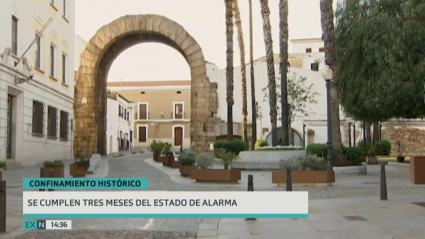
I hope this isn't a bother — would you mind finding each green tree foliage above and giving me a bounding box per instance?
[263,72,320,121]
[335,0,425,122]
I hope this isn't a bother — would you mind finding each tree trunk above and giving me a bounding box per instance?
[233,0,248,145]
[279,0,290,146]
[259,0,278,146]
[373,122,379,142]
[225,0,234,141]
[249,0,257,150]
[320,0,343,164]
[365,122,371,141]
[224,162,229,170]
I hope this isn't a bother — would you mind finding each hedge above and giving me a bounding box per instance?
[357,140,391,155]
[307,143,363,166]
[214,139,248,156]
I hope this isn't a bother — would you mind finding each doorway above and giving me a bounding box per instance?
[174,127,183,146]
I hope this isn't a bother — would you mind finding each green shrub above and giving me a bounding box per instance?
[0,161,6,170]
[43,159,64,168]
[254,139,268,149]
[279,155,327,171]
[161,142,172,156]
[342,146,363,165]
[357,140,372,153]
[214,139,248,156]
[196,154,214,169]
[306,143,327,158]
[380,140,391,155]
[150,140,164,152]
[75,158,90,170]
[178,149,196,166]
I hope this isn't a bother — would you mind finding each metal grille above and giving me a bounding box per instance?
[47,106,57,138]
[32,101,44,135]
[60,111,68,140]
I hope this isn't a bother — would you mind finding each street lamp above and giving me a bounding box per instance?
[287,96,293,145]
[322,65,333,171]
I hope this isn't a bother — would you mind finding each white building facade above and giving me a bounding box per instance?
[106,91,135,154]
[0,0,75,166]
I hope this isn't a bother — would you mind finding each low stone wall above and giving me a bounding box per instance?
[231,150,306,170]
[381,125,425,157]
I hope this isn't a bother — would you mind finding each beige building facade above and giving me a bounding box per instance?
[107,80,191,148]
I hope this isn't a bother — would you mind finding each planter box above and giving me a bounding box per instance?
[159,155,174,167]
[170,160,181,169]
[411,156,425,184]
[272,170,335,185]
[70,163,87,178]
[180,166,196,177]
[153,151,160,161]
[43,167,65,178]
[191,169,241,182]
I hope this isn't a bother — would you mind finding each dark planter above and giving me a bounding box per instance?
[44,167,65,178]
[191,169,241,183]
[272,170,335,185]
[153,151,161,161]
[397,156,405,163]
[70,163,87,178]
[411,156,425,184]
[158,156,173,166]
[170,160,181,169]
[180,166,196,177]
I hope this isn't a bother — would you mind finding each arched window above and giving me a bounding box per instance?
[265,127,303,147]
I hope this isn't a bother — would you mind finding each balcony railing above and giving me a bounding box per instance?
[133,111,188,120]
[171,111,186,120]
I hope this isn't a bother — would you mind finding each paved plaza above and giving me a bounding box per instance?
[1,152,425,239]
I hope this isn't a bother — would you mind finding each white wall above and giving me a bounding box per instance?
[74,35,87,71]
[291,41,324,54]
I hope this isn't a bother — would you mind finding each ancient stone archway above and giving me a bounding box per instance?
[74,15,218,158]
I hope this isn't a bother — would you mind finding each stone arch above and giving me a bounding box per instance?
[74,15,218,158]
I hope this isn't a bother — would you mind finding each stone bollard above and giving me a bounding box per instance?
[48,170,54,191]
[0,180,6,232]
[286,167,292,191]
[380,163,388,200]
[39,167,45,192]
[246,174,256,221]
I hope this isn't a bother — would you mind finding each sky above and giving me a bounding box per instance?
[75,0,328,81]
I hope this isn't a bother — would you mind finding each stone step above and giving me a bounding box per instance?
[5,159,21,169]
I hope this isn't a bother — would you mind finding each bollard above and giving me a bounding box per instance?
[48,170,54,191]
[39,167,45,191]
[286,167,292,191]
[0,181,6,232]
[246,175,256,221]
[380,163,388,200]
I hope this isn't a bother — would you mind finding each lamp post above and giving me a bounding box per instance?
[287,96,293,145]
[322,65,333,171]
[302,123,306,149]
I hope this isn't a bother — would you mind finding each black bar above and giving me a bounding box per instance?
[286,167,292,191]
[353,125,356,147]
[39,167,45,191]
[246,175,256,221]
[348,123,352,147]
[380,163,388,200]
[0,181,6,232]
[48,170,54,191]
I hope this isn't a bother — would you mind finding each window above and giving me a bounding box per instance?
[60,111,68,140]
[177,91,182,94]
[35,32,41,69]
[12,16,18,55]
[319,47,325,52]
[50,44,55,77]
[174,103,183,119]
[119,105,121,117]
[47,106,57,138]
[138,126,147,142]
[138,103,148,120]
[127,112,129,121]
[62,0,66,17]
[62,53,66,84]
[32,101,44,135]
[305,48,312,53]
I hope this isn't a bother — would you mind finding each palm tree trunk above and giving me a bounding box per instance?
[249,0,257,150]
[279,0,289,146]
[232,0,248,146]
[320,0,343,164]
[259,0,278,146]
[225,0,234,141]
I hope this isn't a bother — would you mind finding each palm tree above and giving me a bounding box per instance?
[232,0,248,145]
[249,0,257,150]
[225,0,234,141]
[279,0,290,146]
[259,0,278,146]
[320,0,343,164]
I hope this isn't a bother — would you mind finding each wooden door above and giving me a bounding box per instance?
[174,127,183,146]
[138,126,147,142]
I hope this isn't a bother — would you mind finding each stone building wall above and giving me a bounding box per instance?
[381,124,425,157]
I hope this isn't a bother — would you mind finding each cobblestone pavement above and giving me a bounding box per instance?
[3,152,425,239]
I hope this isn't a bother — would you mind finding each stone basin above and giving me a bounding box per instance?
[230,150,306,170]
